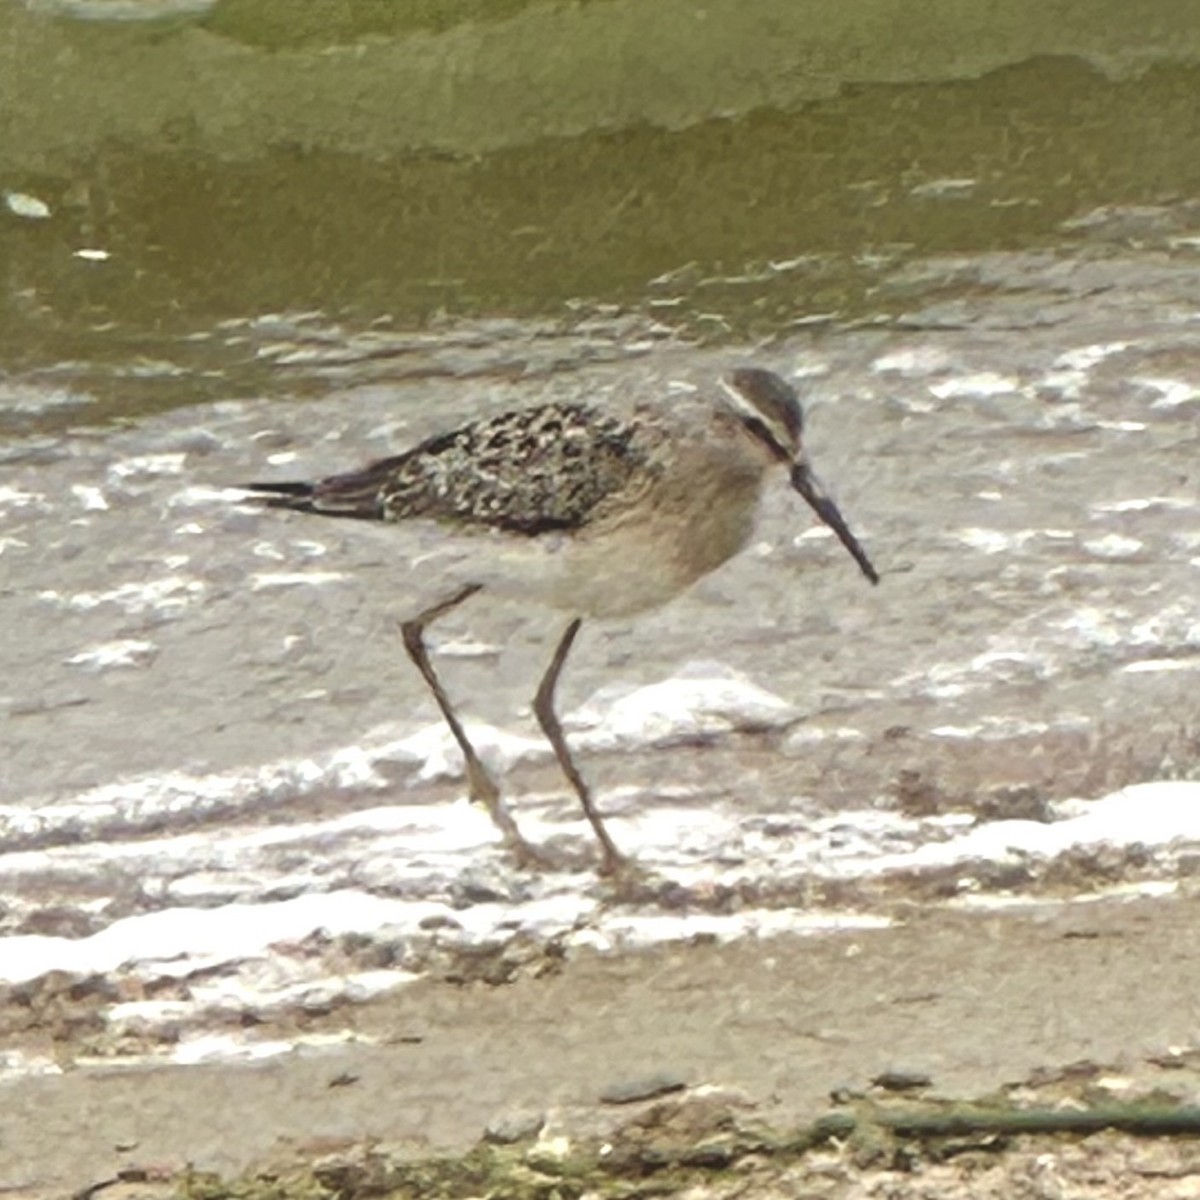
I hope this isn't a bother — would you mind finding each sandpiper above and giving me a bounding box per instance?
[244,367,878,874]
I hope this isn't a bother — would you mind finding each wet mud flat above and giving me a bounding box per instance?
[5,892,1200,1198]
[144,1107,1200,1200]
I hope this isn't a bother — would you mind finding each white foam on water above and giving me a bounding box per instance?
[928,372,1017,399]
[865,782,1200,874]
[4,779,1198,992]
[0,887,595,986]
[64,639,157,671]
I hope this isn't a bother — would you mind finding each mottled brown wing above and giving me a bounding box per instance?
[247,402,650,536]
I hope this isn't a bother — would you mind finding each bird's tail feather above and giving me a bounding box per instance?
[239,481,318,511]
[239,477,389,520]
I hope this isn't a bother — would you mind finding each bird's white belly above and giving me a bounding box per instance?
[492,472,764,619]
[452,528,686,619]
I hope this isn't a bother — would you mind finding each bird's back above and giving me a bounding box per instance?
[253,402,656,536]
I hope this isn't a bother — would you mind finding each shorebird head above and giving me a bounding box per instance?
[720,367,879,585]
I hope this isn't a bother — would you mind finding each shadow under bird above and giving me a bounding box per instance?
[242,366,878,875]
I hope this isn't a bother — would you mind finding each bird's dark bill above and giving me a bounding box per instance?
[789,462,880,585]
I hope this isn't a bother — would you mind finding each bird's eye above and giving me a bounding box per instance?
[741,416,791,462]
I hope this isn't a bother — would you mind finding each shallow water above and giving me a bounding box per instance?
[3,237,1200,1064]
[3,6,1200,1084]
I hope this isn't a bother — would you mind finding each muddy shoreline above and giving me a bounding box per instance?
[4,891,1200,1196]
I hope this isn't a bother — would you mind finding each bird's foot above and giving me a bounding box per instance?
[593,853,668,902]
[598,847,632,878]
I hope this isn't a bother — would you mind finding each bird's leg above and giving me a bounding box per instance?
[400,584,546,867]
[533,618,627,876]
